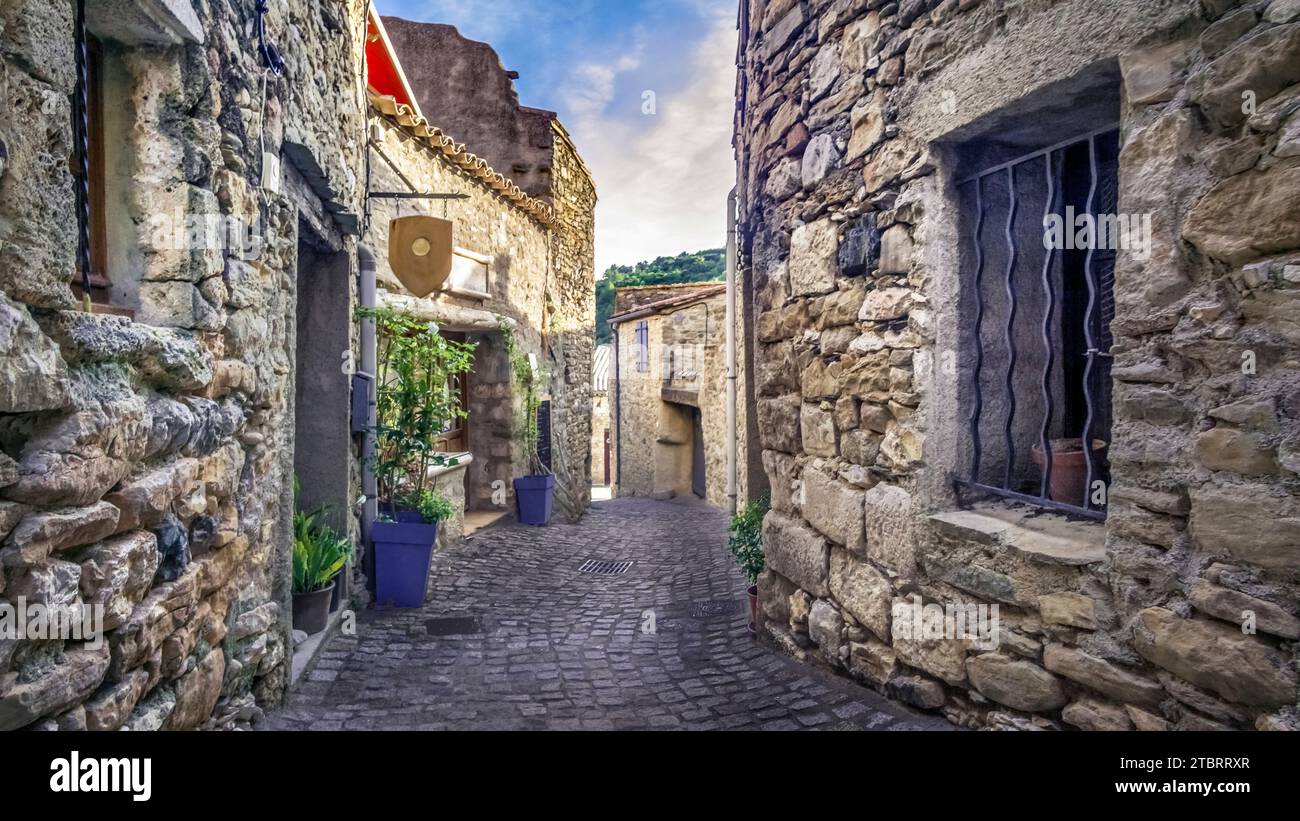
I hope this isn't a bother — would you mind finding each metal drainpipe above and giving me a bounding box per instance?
[725,188,739,517]
[613,320,622,491]
[358,244,378,588]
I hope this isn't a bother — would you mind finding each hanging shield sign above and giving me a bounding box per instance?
[389,216,453,297]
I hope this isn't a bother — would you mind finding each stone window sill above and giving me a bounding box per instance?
[928,504,1105,566]
[426,452,473,481]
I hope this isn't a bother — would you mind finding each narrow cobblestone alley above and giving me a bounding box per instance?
[264,498,952,731]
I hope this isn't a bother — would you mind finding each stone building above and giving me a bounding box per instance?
[610,284,753,508]
[0,0,593,732]
[295,10,596,567]
[592,344,612,488]
[735,0,1300,730]
[0,0,366,730]
[382,16,598,525]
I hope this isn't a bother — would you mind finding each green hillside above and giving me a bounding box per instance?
[595,249,725,343]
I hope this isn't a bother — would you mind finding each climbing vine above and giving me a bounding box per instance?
[500,320,550,477]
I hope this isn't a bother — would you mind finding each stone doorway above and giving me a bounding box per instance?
[292,239,354,539]
[691,408,706,499]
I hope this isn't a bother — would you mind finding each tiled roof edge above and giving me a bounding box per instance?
[369,90,556,227]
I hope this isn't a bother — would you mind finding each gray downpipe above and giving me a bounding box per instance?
[613,321,622,490]
[725,188,739,517]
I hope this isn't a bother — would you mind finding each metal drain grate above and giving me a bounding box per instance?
[579,559,634,575]
[425,616,484,636]
[689,599,744,618]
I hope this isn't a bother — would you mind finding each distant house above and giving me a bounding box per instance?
[591,344,613,488]
[290,10,597,565]
[609,284,754,508]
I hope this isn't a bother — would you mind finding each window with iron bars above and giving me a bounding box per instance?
[955,127,1119,520]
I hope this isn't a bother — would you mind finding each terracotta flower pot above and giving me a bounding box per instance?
[747,585,759,635]
[1031,438,1107,507]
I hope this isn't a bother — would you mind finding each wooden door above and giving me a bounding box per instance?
[691,409,705,499]
[603,429,611,485]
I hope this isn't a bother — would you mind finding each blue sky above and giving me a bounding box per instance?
[378,0,738,274]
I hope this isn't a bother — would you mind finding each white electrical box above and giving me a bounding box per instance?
[261,152,281,194]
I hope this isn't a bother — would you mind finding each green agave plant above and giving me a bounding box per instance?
[293,480,354,595]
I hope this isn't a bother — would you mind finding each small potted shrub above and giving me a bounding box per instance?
[727,495,770,634]
[503,323,554,526]
[372,488,454,608]
[362,307,474,608]
[292,500,353,636]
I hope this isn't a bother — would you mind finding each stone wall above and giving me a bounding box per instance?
[381,16,557,200]
[613,312,665,497]
[544,124,597,523]
[698,298,751,508]
[737,0,1300,730]
[0,0,366,730]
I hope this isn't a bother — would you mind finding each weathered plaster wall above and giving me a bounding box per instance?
[738,0,1300,731]
[381,16,556,200]
[591,390,610,485]
[0,0,367,730]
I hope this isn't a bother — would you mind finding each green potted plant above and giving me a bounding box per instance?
[728,495,770,634]
[502,322,554,526]
[360,307,474,607]
[292,495,353,636]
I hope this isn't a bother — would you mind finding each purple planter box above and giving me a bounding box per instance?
[514,474,555,526]
[372,519,437,608]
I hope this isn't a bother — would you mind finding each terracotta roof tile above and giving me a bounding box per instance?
[369,90,555,226]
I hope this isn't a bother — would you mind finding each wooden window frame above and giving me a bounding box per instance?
[434,331,471,454]
[73,36,132,316]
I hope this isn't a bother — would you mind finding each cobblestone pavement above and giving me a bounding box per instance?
[263,497,954,731]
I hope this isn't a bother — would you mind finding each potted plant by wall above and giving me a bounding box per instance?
[1031,438,1108,507]
[503,323,554,526]
[292,497,353,636]
[362,307,475,607]
[727,495,770,634]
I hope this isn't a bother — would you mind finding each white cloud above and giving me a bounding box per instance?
[560,10,738,274]
[403,0,738,274]
[413,0,532,42]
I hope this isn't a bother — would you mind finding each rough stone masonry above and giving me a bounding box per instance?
[736,0,1300,730]
[0,0,367,730]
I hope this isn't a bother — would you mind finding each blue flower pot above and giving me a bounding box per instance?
[372,519,438,608]
[514,475,555,526]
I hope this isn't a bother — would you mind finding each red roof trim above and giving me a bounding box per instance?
[365,10,420,116]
